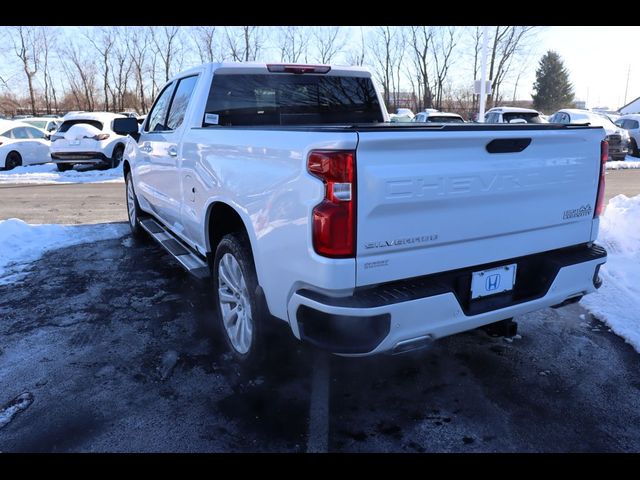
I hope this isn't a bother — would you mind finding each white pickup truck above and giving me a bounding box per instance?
[114,62,607,363]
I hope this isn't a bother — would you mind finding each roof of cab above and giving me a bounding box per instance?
[168,62,372,83]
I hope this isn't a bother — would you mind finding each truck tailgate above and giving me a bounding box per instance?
[355,127,604,287]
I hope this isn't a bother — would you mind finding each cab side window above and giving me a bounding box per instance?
[145,82,175,133]
[166,76,199,130]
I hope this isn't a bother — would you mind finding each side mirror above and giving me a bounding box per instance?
[113,117,141,141]
[44,133,51,140]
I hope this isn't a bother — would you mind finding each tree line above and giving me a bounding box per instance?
[0,26,540,118]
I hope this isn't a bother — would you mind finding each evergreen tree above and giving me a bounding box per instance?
[531,51,575,113]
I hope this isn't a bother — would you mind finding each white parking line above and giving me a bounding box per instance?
[306,351,330,453]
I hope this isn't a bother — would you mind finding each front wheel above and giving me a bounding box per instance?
[111,145,124,169]
[630,139,639,158]
[213,233,265,366]
[125,172,146,240]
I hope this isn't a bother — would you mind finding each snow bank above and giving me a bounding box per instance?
[606,159,640,170]
[581,194,640,352]
[0,218,128,285]
[0,163,124,184]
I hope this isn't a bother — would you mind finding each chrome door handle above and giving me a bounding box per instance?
[168,146,178,157]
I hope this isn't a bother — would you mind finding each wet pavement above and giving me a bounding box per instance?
[1,230,640,452]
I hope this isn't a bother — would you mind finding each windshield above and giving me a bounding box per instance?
[502,112,543,124]
[24,120,47,129]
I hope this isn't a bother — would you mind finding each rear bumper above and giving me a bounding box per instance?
[288,244,607,356]
[51,152,109,164]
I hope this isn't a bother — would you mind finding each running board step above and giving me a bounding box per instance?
[139,217,210,279]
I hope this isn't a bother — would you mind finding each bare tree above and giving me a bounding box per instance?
[277,26,309,63]
[191,26,227,63]
[345,27,366,66]
[409,26,434,110]
[9,26,42,115]
[84,27,116,111]
[487,26,537,107]
[109,27,133,112]
[431,27,458,110]
[40,27,59,114]
[469,26,483,112]
[370,27,400,109]
[225,26,264,62]
[127,28,151,114]
[64,41,98,111]
[151,26,184,83]
[310,26,346,64]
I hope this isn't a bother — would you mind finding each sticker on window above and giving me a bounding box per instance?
[204,113,219,125]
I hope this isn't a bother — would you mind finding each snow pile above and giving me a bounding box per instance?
[63,123,102,141]
[581,194,640,351]
[0,218,128,285]
[0,163,124,184]
[606,159,640,170]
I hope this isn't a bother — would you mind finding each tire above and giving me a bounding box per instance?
[212,233,266,366]
[630,139,639,158]
[111,145,124,169]
[56,163,73,172]
[612,154,626,161]
[125,171,146,239]
[4,151,22,170]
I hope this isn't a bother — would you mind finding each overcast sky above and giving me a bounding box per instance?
[530,26,638,109]
[1,25,637,111]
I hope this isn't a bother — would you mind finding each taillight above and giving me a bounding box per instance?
[307,150,355,258]
[594,140,608,218]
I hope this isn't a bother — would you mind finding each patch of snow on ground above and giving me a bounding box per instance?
[0,218,128,285]
[0,163,124,184]
[606,155,640,170]
[581,194,640,352]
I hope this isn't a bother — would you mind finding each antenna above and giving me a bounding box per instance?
[624,65,631,107]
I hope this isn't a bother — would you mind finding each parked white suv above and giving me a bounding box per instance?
[413,111,464,123]
[50,112,129,171]
[549,109,630,160]
[485,107,546,124]
[615,114,640,157]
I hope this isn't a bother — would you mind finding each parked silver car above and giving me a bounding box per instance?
[615,114,640,157]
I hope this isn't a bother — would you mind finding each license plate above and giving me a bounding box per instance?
[470,264,517,300]
[70,140,80,145]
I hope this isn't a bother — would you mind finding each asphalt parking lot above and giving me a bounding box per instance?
[1,169,640,452]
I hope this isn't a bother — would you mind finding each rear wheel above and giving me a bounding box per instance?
[4,151,22,170]
[56,163,73,172]
[213,233,266,366]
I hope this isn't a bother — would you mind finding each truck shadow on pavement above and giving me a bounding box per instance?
[1,232,640,452]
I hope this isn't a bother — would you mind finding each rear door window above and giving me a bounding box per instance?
[10,127,30,139]
[24,127,46,139]
[204,73,383,126]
